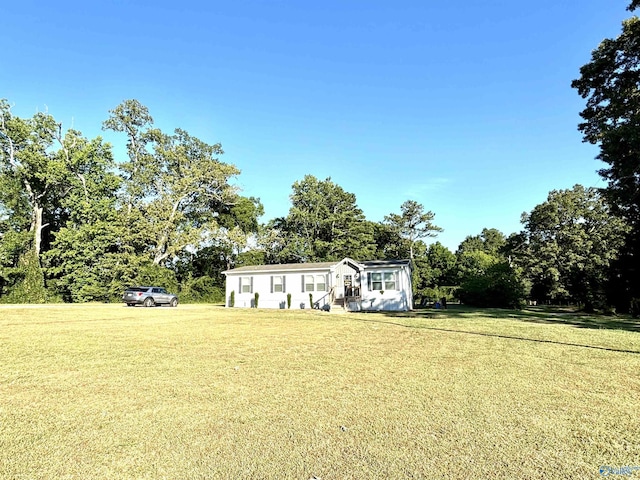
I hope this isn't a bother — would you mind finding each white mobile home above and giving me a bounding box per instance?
[223,258,412,311]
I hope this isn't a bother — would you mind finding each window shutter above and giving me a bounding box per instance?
[283,276,287,293]
[301,274,305,292]
[395,271,399,290]
[250,277,254,293]
[270,276,273,293]
[367,272,371,290]
[238,277,242,292]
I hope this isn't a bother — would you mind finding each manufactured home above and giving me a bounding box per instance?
[223,258,412,311]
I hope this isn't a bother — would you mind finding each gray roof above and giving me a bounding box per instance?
[361,260,411,268]
[223,261,336,275]
[223,258,410,275]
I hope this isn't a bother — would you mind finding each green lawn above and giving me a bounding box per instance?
[1,304,639,479]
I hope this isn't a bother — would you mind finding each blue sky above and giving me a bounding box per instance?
[1,0,628,251]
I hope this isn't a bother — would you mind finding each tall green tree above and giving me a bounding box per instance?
[42,131,125,302]
[371,221,410,260]
[0,101,84,301]
[572,1,640,312]
[454,228,525,309]
[104,100,242,267]
[262,175,375,262]
[457,228,506,258]
[0,100,64,258]
[411,241,458,301]
[517,185,628,310]
[425,242,457,286]
[458,261,526,309]
[384,200,442,261]
[102,99,154,213]
[177,195,264,290]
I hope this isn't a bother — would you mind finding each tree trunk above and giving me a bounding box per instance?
[152,196,185,265]
[31,204,44,258]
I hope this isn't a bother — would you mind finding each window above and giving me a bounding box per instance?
[384,272,396,290]
[240,276,252,293]
[368,271,397,291]
[271,275,285,293]
[371,273,383,290]
[302,274,326,292]
[305,275,315,292]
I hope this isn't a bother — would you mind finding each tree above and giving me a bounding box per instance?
[452,228,527,309]
[261,175,376,262]
[104,100,242,267]
[457,228,506,258]
[0,100,64,258]
[384,200,442,261]
[455,250,499,283]
[102,99,154,213]
[412,241,458,302]
[213,196,264,271]
[0,101,101,301]
[458,261,526,309]
[454,228,506,286]
[425,242,457,286]
[572,2,640,312]
[517,185,628,310]
[42,131,124,302]
[176,195,264,291]
[371,221,410,260]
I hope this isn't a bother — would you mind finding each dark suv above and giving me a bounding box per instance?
[122,286,179,307]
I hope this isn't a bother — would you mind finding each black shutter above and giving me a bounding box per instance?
[301,274,305,292]
[270,276,273,293]
[283,276,287,293]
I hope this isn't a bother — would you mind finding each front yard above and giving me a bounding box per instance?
[1,304,638,479]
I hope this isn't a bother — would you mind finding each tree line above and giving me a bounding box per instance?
[1,1,639,314]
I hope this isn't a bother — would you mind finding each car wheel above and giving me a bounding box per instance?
[144,297,155,307]
[170,298,178,308]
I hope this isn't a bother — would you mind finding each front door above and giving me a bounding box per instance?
[343,275,353,297]
[335,262,358,299]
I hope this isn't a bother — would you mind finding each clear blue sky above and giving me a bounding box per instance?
[1,0,628,251]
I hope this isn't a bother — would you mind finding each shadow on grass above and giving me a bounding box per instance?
[359,305,640,355]
[395,305,640,333]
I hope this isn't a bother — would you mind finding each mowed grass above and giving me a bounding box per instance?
[1,305,639,479]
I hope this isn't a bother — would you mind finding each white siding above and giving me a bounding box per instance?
[224,259,412,311]
[225,270,332,309]
[360,264,412,312]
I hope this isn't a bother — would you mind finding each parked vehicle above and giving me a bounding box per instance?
[122,286,179,307]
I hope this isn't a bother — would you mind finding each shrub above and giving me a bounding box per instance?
[309,293,313,309]
[287,293,291,309]
[2,249,47,304]
[230,290,235,307]
[254,292,259,308]
[179,275,224,303]
[133,263,179,294]
[458,262,526,309]
[631,298,640,318]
